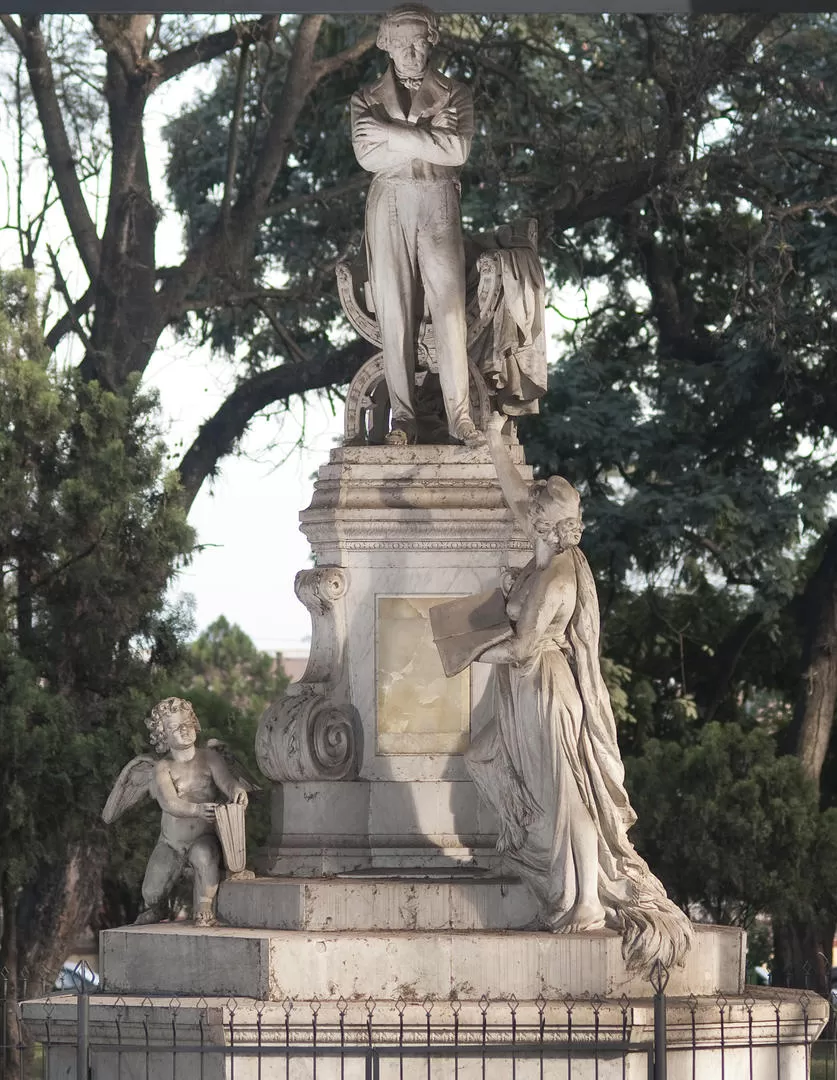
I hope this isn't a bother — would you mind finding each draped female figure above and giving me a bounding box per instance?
[466,415,692,974]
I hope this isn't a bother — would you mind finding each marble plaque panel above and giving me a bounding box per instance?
[376,595,470,755]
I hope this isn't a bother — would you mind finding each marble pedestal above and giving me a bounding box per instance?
[98,916,744,1001]
[22,921,827,1079]
[255,444,533,874]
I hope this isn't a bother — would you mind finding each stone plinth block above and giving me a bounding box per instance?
[101,923,744,1002]
[256,443,537,876]
[216,874,538,931]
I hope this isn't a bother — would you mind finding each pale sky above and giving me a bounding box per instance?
[0,29,577,659]
[0,43,343,657]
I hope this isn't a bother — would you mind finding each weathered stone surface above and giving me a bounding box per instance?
[216,874,537,931]
[100,923,745,1002]
[21,984,827,1079]
[257,444,534,873]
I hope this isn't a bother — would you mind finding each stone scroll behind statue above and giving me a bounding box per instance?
[431,415,693,975]
[102,697,257,927]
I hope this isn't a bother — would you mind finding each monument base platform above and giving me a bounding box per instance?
[99,921,745,1001]
[21,988,827,1079]
[217,872,537,931]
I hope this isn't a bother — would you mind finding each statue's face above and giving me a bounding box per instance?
[164,709,197,751]
[386,23,433,79]
[529,505,583,551]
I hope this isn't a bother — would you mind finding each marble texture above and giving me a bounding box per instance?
[376,595,470,754]
[350,4,476,445]
[460,422,693,975]
[216,874,537,931]
[99,922,743,1002]
[102,697,253,927]
[257,443,533,873]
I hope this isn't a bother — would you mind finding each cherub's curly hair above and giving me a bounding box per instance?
[377,4,439,52]
[146,697,200,754]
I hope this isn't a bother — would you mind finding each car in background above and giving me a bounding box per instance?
[53,961,100,993]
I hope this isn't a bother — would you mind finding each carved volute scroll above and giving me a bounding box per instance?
[255,567,360,783]
[344,355,491,445]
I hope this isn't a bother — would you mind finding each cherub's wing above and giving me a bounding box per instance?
[206,739,262,792]
[102,755,156,824]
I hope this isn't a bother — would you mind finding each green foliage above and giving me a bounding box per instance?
[0,269,194,949]
[625,723,837,927]
[102,616,288,923]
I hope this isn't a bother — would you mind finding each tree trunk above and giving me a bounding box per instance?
[794,522,837,785]
[773,522,837,992]
[14,841,108,991]
[772,914,835,997]
[0,840,108,1080]
[1,873,22,1080]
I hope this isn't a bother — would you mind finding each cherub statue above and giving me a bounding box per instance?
[103,697,256,927]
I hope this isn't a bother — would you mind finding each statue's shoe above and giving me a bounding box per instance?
[384,422,417,446]
[455,421,487,448]
[133,907,163,926]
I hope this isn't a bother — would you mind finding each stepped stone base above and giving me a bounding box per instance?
[100,922,745,1002]
[217,873,537,931]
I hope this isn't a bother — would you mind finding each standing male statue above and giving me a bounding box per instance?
[351,4,484,448]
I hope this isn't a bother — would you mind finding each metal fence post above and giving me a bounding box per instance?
[74,962,92,1080]
[650,960,669,1080]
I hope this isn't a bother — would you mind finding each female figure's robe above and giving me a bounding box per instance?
[466,547,692,974]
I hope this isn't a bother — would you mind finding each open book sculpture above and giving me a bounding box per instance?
[429,588,512,677]
[103,697,257,927]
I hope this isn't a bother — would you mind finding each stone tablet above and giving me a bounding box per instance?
[376,595,471,754]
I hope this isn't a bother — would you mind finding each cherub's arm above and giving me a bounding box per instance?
[152,761,215,821]
[207,749,249,806]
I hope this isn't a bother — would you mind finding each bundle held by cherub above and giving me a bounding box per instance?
[215,802,247,874]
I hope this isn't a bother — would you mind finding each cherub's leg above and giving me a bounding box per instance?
[187,833,222,926]
[136,841,184,924]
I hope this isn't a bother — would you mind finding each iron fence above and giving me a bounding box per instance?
[0,962,831,1080]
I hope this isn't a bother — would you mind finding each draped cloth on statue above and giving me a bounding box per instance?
[470,236,547,416]
[465,548,693,975]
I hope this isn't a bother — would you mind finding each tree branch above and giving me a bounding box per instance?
[154,15,279,86]
[156,15,333,323]
[310,30,377,81]
[682,528,759,588]
[88,15,141,79]
[45,285,95,352]
[46,245,91,351]
[16,16,102,281]
[242,14,325,214]
[552,160,677,233]
[700,611,764,723]
[222,41,251,223]
[176,340,367,511]
[260,173,370,221]
[0,13,25,50]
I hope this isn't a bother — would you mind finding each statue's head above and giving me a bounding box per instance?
[527,476,583,551]
[147,696,201,754]
[377,4,439,80]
